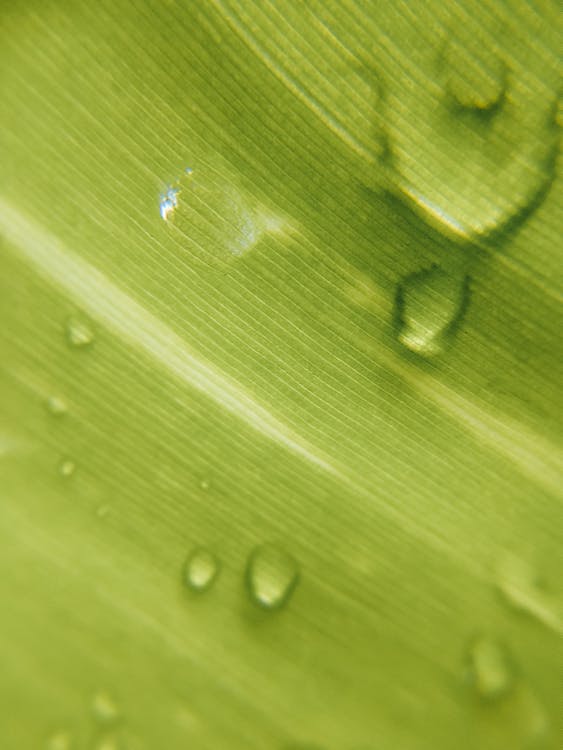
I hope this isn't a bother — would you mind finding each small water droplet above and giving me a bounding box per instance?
[162,160,286,264]
[66,317,94,348]
[467,635,513,701]
[442,39,506,111]
[92,690,120,725]
[396,266,469,357]
[46,396,68,416]
[159,185,180,221]
[495,554,562,634]
[59,459,76,478]
[246,543,299,611]
[94,737,120,750]
[183,548,220,592]
[46,730,73,750]
[199,477,211,491]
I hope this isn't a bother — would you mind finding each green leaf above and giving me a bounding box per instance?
[1,2,561,749]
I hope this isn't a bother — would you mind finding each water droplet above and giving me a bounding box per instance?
[183,548,220,592]
[162,160,286,264]
[382,37,559,243]
[92,690,120,725]
[467,635,513,701]
[442,39,506,111]
[66,317,94,348]
[159,185,180,221]
[199,477,211,491]
[46,730,73,750]
[396,266,469,357]
[246,543,299,611]
[46,396,68,417]
[94,737,120,750]
[58,459,76,478]
[495,554,562,635]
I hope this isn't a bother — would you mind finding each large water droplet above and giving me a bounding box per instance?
[92,690,120,725]
[467,635,513,701]
[46,395,68,417]
[382,33,559,243]
[246,543,299,611]
[58,458,76,478]
[396,266,469,357]
[183,548,220,593]
[66,317,94,348]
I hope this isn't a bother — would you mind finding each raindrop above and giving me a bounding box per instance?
[183,548,220,593]
[66,317,94,348]
[46,396,68,417]
[467,635,513,701]
[246,543,299,611]
[59,459,76,478]
[396,266,469,357]
[91,690,120,725]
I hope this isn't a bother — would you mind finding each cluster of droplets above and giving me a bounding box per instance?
[183,542,300,611]
[46,315,97,480]
[46,691,121,750]
[374,25,560,357]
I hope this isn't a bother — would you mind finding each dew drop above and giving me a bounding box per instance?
[66,317,94,348]
[199,477,211,491]
[58,459,76,478]
[46,730,73,750]
[246,543,299,611]
[92,690,120,725]
[467,635,513,701]
[183,548,220,593]
[46,396,68,417]
[396,266,469,357]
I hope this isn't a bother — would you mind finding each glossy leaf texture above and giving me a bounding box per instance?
[1,2,562,749]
